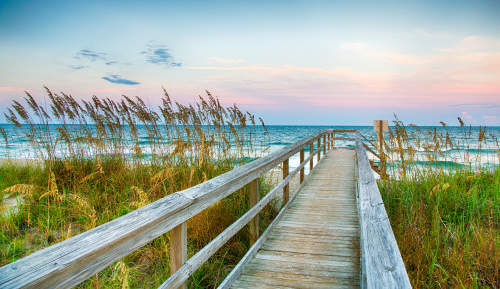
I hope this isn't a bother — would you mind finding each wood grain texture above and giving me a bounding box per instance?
[226,149,361,289]
[248,179,259,245]
[169,222,187,289]
[355,139,411,289]
[0,131,330,289]
[161,145,320,289]
[282,159,289,204]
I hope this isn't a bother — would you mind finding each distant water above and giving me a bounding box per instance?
[0,124,498,172]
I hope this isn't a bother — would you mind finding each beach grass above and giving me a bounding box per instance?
[379,168,499,288]
[376,118,499,288]
[0,88,277,288]
[1,87,499,288]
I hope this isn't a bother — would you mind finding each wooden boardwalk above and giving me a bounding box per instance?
[231,149,360,288]
[0,130,411,289]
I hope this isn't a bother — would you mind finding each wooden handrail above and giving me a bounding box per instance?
[160,146,320,288]
[332,129,357,133]
[355,138,411,288]
[0,130,332,289]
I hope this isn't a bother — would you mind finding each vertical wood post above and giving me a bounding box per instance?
[299,148,304,183]
[374,120,389,180]
[309,143,314,172]
[317,138,321,162]
[170,222,187,289]
[331,132,334,148]
[248,179,259,245]
[282,159,289,204]
[327,132,330,151]
[323,134,326,155]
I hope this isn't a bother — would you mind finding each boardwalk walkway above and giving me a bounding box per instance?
[231,149,360,288]
[0,131,411,289]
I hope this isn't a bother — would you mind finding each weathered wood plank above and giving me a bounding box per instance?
[282,158,289,204]
[355,138,412,289]
[300,148,304,183]
[218,150,317,289]
[248,179,259,245]
[226,150,361,289]
[169,222,187,289]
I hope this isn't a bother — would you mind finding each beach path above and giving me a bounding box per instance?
[230,149,360,289]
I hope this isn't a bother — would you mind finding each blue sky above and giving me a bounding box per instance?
[1,0,499,125]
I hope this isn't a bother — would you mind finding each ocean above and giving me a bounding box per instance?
[0,124,498,173]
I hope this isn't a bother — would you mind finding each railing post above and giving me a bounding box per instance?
[374,120,389,180]
[323,134,326,155]
[300,148,304,183]
[317,138,321,162]
[331,132,334,148]
[248,179,259,245]
[282,159,289,204]
[309,142,314,171]
[170,222,187,289]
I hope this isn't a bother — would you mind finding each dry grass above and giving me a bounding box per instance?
[0,87,275,288]
[376,117,499,288]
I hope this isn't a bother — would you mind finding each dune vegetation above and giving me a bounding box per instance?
[0,87,498,288]
[378,118,499,288]
[0,88,276,288]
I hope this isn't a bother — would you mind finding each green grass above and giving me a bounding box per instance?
[379,168,499,288]
[0,88,275,288]
[0,157,278,288]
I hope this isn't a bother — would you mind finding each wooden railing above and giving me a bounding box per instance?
[329,130,411,288]
[355,135,411,288]
[0,130,335,289]
[0,126,411,289]
[331,130,411,288]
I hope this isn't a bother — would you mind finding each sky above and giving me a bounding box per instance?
[1,0,499,125]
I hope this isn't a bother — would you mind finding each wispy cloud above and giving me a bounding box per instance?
[102,75,140,85]
[69,64,87,70]
[141,42,182,67]
[70,49,119,70]
[75,49,108,62]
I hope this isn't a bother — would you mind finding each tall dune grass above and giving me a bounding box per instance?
[0,87,275,288]
[376,118,499,288]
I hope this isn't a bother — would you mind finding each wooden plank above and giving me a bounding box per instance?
[227,150,361,289]
[323,134,326,154]
[372,120,388,132]
[169,223,187,289]
[218,153,316,289]
[248,179,259,245]
[309,142,314,172]
[282,159,289,204]
[317,138,321,161]
[164,145,322,289]
[255,250,359,267]
[355,139,412,288]
[300,149,304,183]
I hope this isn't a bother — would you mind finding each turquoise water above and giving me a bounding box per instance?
[0,124,498,171]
